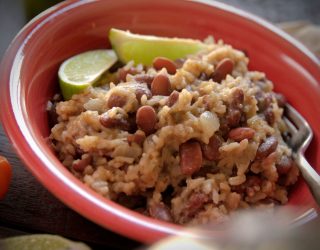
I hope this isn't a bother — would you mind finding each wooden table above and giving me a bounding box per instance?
[0,0,319,249]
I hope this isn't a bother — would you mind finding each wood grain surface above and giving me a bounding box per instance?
[0,0,319,249]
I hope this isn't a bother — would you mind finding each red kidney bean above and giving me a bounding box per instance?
[134,74,154,87]
[211,58,234,83]
[151,74,172,96]
[255,91,264,110]
[276,155,293,175]
[135,86,152,103]
[179,141,203,175]
[153,57,177,75]
[231,88,244,109]
[136,106,157,135]
[201,135,222,161]
[148,202,173,222]
[118,68,129,82]
[256,136,278,160]
[100,113,130,131]
[72,155,92,172]
[264,107,275,125]
[226,108,241,128]
[218,117,230,138]
[127,131,146,146]
[228,127,255,142]
[256,92,273,112]
[167,90,179,107]
[185,192,209,217]
[107,93,127,108]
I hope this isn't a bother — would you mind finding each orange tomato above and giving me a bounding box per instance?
[0,156,12,199]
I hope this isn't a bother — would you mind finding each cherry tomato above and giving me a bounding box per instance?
[0,156,12,199]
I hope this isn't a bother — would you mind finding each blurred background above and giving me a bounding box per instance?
[0,0,319,59]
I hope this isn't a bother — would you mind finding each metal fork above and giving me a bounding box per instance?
[284,104,320,206]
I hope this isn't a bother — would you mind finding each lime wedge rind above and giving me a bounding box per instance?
[58,49,117,100]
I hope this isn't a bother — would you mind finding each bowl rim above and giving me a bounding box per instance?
[0,0,319,243]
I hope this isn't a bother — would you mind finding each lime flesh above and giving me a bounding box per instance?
[0,234,91,250]
[109,28,207,65]
[58,49,117,100]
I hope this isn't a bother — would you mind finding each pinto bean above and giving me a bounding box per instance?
[276,155,293,175]
[167,90,179,107]
[201,135,222,161]
[134,74,154,87]
[256,92,273,112]
[118,68,129,82]
[231,88,244,109]
[255,91,264,111]
[107,93,127,108]
[228,127,255,142]
[211,58,234,83]
[185,192,209,217]
[218,117,230,138]
[179,141,203,175]
[226,108,241,128]
[256,136,278,160]
[100,113,130,131]
[174,58,186,68]
[127,131,146,146]
[264,107,275,125]
[136,106,157,135]
[151,74,172,96]
[148,202,173,222]
[153,57,177,75]
[135,86,152,103]
[72,155,92,172]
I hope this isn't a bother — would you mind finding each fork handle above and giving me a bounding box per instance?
[296,155,320,206]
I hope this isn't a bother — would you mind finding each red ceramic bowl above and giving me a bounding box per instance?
[0,0,320,243]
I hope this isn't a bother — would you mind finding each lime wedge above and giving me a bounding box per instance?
[0,234,91,250]
[59,49,117,100]
[109,28,207,65]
